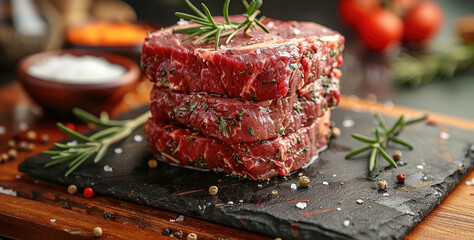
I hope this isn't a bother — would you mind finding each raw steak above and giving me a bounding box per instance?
[149,75,339,143]
[144,111,331,180]
[141,16,344,100]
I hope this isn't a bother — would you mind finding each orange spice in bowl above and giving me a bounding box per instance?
[66,21,155,47]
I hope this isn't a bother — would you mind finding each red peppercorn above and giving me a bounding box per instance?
[426,119,437,126]
[83,187,94,198]
[397,173,406,183]
[65,122,76,131]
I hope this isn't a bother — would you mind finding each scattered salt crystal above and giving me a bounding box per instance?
[19,122,28,131]
[417,165,424,170]
[50,219,56,223]
[356,199,364,204]
[28,54,126,84]
[342,118,355,128]
[114,148,123,154]
[103,165,113,172]
[258,184,263,188]
[256,49,262,55]
[0,126,5,135]
[291,183,297,190]
[340,182,344,185]
[322,181,329,185]
[296,202,307,209]
[466,181,472,186]
[177,18,189,26]
[133,134,144,142]
[293,28,301,35]
[228,201,234,205]
[267,21,275,28]
[239,200,244,203]
[15,175,21,179]
[0,187,17,196]
[439,132,450,140]
[175,215,184,222]
[332,174,337,177]
[383,193,390,197]
[343,220,350,227]
[405,211,415,216]
[336,207,342,211]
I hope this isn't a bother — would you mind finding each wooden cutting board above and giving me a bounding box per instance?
[18,105,474,240]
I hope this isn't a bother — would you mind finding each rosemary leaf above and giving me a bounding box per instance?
[351,133,378,144]
[388,136,414,150]
[387,115,405,135]
[377,146,398,168]
[375,112,388,131]
[345,144,373,159]
[369,148,377,171]
[223,0,231,24]
[57,123,91,143]
[94,144,109,163]
[185,0,207,19]
[404,114,428,126]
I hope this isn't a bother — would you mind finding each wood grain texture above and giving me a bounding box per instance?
[0,80,473,239]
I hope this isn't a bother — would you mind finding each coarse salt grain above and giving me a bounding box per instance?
[133,134,144,142]
[103,165,113,172]
[343,220,350,227]
[322,181,329,185]
[291,183,297,190]
[50,219,56,223]
[177,18,190,25]
[296,202,307,209]
[336,207,342,211]
[342,118,355,128]
[383,193,390,197]
[439,132,450,140]
[417,165,424,170]
[114,148,123,154]
[28,54,126,84]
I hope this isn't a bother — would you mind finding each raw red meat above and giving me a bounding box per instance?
[144,111,331,180]
[149,75,339,143]
[141,16,344,100]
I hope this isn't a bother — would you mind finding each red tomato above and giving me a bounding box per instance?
[338,0,380,28]
[356,8,404,52]
[403,0,444,44]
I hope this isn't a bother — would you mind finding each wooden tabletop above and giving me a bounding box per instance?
[0,80,473,240]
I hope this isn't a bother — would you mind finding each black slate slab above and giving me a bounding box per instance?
[19,106,474,240]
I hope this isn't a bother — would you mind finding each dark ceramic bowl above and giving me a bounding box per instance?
[17,50,140,117]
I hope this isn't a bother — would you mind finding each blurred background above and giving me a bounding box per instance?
[1,0,473,119]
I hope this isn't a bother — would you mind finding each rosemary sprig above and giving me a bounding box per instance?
[174,0,269,50]
[44,108,151,176]
[345,112,428,171]
[390,44,474,87]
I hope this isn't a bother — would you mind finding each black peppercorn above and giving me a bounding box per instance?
[174,230,183,239]
[162,228,171,236]
[103,212,114,221]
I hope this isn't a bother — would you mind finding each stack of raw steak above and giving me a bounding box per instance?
[141,16,344,180]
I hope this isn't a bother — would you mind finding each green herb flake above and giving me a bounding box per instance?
[219,119,228,137]
[293,104,303,114]
[246,62,252,66]
[238,109,247,116]
[170,69,176,74]
[276,127,285,135]
[262,79,277,84]
[251,93,257,99]
[247,126,255,136]
[300,146,308,153]
[190,101,199,112]
[289,63,297,72]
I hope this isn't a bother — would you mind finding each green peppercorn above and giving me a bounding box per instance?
[298,176,310,188]
[148,159,158,168]
[7,140,16,149]
[93,227,102,237]
[7,149,17,160]
[187,233,197,240]
[0,153,8,163]
[209,185,218,195]
[393,151,402,161]
[331,127,341,138]
[68,185,78,195]
[26,130,37,142]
